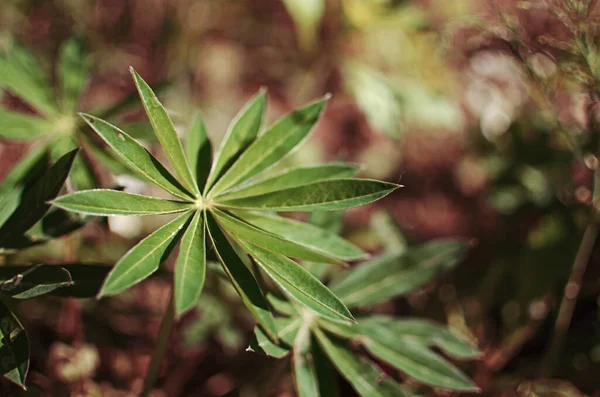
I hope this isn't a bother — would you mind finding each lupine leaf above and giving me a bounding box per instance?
[186,112,212,192]
[267,293,297,316]
[213,209,343,264]
[52,190,193,216]
[80,114,193,199]
[330,240,470,307]
[130,68,199,197]
[117,121,158,141]
[248,317,301,358]
[58,37,89,112]
[50,135,96,191]
[98,212,193,298]
[215,163,359,200]
[0,108,50,141]
[219,179,399,212]
[0,44,57,117]
[0,149,78,247]
[235,240,354,322]
[209,96,329,196]
[363,338,477,391]
[174,210,206,316]
[235,211,367,261]
[357,316,481,359]
[313,328,408,397]
[293,325,321,397]
[205,213,277,340]
[47,264,112,298]
[205,90,265,192]
[0,264,72,299]
[0,299,29,389]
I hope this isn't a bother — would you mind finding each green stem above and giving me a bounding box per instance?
[140,292,175,397]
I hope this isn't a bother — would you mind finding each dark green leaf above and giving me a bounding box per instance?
[174,210,206,316]
[186,112,212,192]
[0,299,29,388]
[98,212,193,298]
[330,240,470,307]
[248,317,301,358]
[0,264,72,299]
[219,179,399,212]
[130,68,199,197]
[205,212,277,340]
[52,190,193,216]
[205,90,265,192]
[49,264,112,298]
[208,96,329,196]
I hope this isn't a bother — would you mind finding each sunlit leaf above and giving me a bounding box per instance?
[98,211,193,298]
[53,190,193,216]
[130,68,199,197]
[174,210,206,316]
[205,90,265,192]
[248,317,301,358]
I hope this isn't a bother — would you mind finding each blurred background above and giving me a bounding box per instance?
[1,0,599,396]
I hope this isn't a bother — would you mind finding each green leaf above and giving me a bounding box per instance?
[186,112,212,192]
[58,37,89,112]
[362,337,477,391]
[52,190,193,216]
[205,212,277,340]
[330,240,470,307]
[357,317,481,359]
[293,325,320,397]
[213,209,343,264]
[205,90,266,192]
[80,114,193,200]
[235,212,367,261]
[248,317,301,358]
[118,121,159,141]
[0,149,78,248]
[130,68,199,197]
[208,96,329,196]
[48,264,112,298]
[267,293,298,316]
[0,264,72,299]
[0,44,57,117]
[313,328,408,397]
[0,108,50,140]
[235,240,354,323]
[98,211,193,298]
[215,163,359,200]
[0,299,29,389]
[174,210,206,316]
[219,179,399,212]
[50,135,96,191]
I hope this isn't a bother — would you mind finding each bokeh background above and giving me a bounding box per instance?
[1,0,599,396]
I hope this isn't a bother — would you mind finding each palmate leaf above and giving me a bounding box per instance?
[219,179,399,212]
[248,317,301,358]
[293,326,339,397]
[0,264,72,299]
[174,210,206,316]
[130,68,200,197]
[58,37,89,112]
[98,212,193,298]
[0,299,29,389]
[330,240,470,307]
[236,240,354,322]
[205,213,277,340]
[52,190,193,216]
[0,108,50,141]
[208,96,330,197]
[205,90,266,192]
[186,112,212,192]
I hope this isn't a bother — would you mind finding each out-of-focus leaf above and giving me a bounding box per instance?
[314,328,408,397]
[41,209,84,239]
[213,209,343,264]
[49,264,112,298]
[0,44,57,117]
[0,109,50,140]
[516,380,585,397]
[237,211,366,261]
[50,135,96,191]
[118,121,159,141]
[52,190,193,216]
[186,112,212,192]
[311,333,339,396]
[205,213,277,340]
[58,37,89,112]
[205,90,265,192]
[98,212,192,298]
[80,114,193,200]
[0,149,78,248]
[0,299,29,388]
[209,96,329,196]
[283,0,325,52]
[236,240,354,323]
[174,210,206,316]
[0,264,71,299]
[330,240,470,307]
[248,317,301,358]
[267,293,297,316]
[130,68,199,197]
[216,164,359,200]
[293,325,320,397]
[371,210,406,254]
[220,179,398,212]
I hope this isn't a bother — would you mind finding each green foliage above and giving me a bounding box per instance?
[53,69,399,332]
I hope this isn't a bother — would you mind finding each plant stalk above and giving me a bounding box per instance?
[140,292,175,397]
